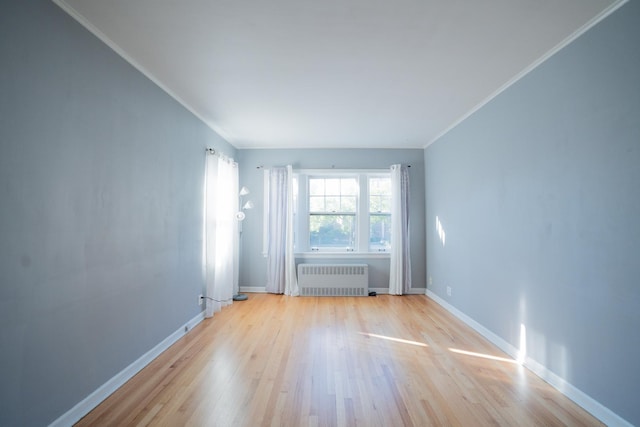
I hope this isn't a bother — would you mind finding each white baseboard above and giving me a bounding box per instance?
[240,287,426,296]
[426,290,520,357]
[370,288,425,295]
[425,290,632,427]
[50,311,205,427]
[239,286,267,293]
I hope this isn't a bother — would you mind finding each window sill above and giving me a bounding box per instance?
[295,252,390,259]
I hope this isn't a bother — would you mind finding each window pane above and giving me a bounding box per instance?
[370,195,382,212]
[309,177,358,213]
[310,214,355,248]
[371,196,391,213]
[309,178,324,196]
[341,178,358,195]
[325,196,340,212]
[325,179,340,195]
[309,196,324,211]
[369,214,391,251]
[341,196,357,212]
[369,178,382,194]
[369,177,391,213]
[370,177,390,194]
[379,196,391,212]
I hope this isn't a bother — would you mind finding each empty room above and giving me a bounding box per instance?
[1,0,638,426]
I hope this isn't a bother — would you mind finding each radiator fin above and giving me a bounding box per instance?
[298,264,368,297]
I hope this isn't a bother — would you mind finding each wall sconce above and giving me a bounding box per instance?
[236,186,254,221]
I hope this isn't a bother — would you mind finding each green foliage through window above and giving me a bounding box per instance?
[310,214,355,248]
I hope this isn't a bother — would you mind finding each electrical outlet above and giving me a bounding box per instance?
[198,294,203,305]
[428,276,433,285]
[446,286,452,297]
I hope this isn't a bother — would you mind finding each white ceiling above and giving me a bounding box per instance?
[56,0,620,149]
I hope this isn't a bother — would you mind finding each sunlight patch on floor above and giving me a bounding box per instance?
[359,332,428,347]
[449,348,518,364]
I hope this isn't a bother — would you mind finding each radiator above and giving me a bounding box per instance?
[298,264,368,296]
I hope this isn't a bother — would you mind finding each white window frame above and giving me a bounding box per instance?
[367,173,392,253]
[294,169,390,256]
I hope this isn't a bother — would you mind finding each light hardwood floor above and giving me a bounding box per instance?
[77,294,602,426]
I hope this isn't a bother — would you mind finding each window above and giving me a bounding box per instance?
[368,176,391,252]
[293,170,391,254]
[308,176,358,250]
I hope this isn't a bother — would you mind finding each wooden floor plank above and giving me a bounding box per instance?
[76,294,603,426]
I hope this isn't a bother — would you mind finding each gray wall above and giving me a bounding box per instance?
[237,149,426,292]
[0,1,235,425]
[425,2,639,424]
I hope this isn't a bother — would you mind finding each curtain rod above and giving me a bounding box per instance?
[205,148,237,166]
[256,164,410,169]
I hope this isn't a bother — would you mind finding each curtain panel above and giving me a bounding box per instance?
[389,164,411,295]
[204,153,239,317]
[266,166,299,296]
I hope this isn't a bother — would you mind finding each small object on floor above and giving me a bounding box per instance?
[233,294,248,301]
[368,291,377,297]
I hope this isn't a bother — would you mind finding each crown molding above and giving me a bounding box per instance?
[52,0,232,144]
[424,0,629,150]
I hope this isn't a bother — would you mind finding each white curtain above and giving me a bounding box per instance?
[204,153,239,317]
[389,164,411,295]
[266,165,299,296]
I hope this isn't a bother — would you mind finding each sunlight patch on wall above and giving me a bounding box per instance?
[518,323,527,365]
[436,216,446,246]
